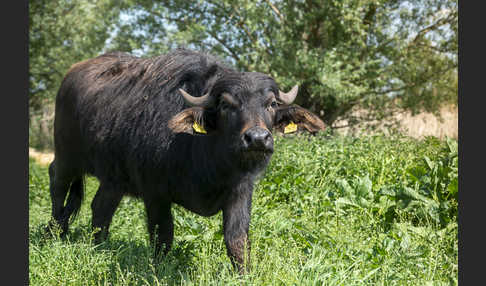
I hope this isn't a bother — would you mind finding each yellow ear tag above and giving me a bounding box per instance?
[192,121,207,134]
[284,121,298,133]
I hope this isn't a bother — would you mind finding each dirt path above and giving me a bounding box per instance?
[29,148,54,166]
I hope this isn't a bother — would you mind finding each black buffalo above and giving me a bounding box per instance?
[47,48,325,273]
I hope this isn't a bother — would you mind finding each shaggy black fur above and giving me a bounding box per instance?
[47,48,325,274]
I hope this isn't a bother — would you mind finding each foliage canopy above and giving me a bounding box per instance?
[29,0,458,129]
[29,0,122,112]
[110,0,458,127]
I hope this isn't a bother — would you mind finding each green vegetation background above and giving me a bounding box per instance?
[29,1,458,150]
[29,134,458,285]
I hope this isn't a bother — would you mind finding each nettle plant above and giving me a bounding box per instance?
[333,137,458,228]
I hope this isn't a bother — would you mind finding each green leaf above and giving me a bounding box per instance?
[424,156,435,170]
[336,197,360,209]
[356,174,373,200]
[336,178,354,197]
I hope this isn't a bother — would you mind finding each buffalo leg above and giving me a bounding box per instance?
[90,182,123,244]
[144,199,174,258]
[47,159,73,235]
[223,187,253,274]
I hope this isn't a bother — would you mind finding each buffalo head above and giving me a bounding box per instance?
[168,72,325,166]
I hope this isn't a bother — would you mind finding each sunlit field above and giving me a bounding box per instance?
[29,134,458,285]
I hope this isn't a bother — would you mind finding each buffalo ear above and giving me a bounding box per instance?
[168,107,216,135]
[274,105,326,134]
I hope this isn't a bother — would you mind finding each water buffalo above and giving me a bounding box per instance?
[47,48,325,273]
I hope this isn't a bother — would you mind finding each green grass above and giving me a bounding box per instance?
[29,134,458,285]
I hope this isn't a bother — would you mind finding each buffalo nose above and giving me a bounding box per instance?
[242,127,273,151]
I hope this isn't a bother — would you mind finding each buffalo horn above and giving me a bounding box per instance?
[179,89,214,107]
[278,85,299,105]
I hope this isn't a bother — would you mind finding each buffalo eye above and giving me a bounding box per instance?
[267,99,278,111]
[219,101,236,115]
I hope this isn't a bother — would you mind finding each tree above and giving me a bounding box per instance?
[29,0,123,112]
[111,0,457,128]
[29,0,127,149]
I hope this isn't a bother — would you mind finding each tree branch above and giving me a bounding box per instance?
[410,11,457,45]
[205,30,246,68]
[264,0,284,22]
[360,3,377,61]
[232,6,273,71]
